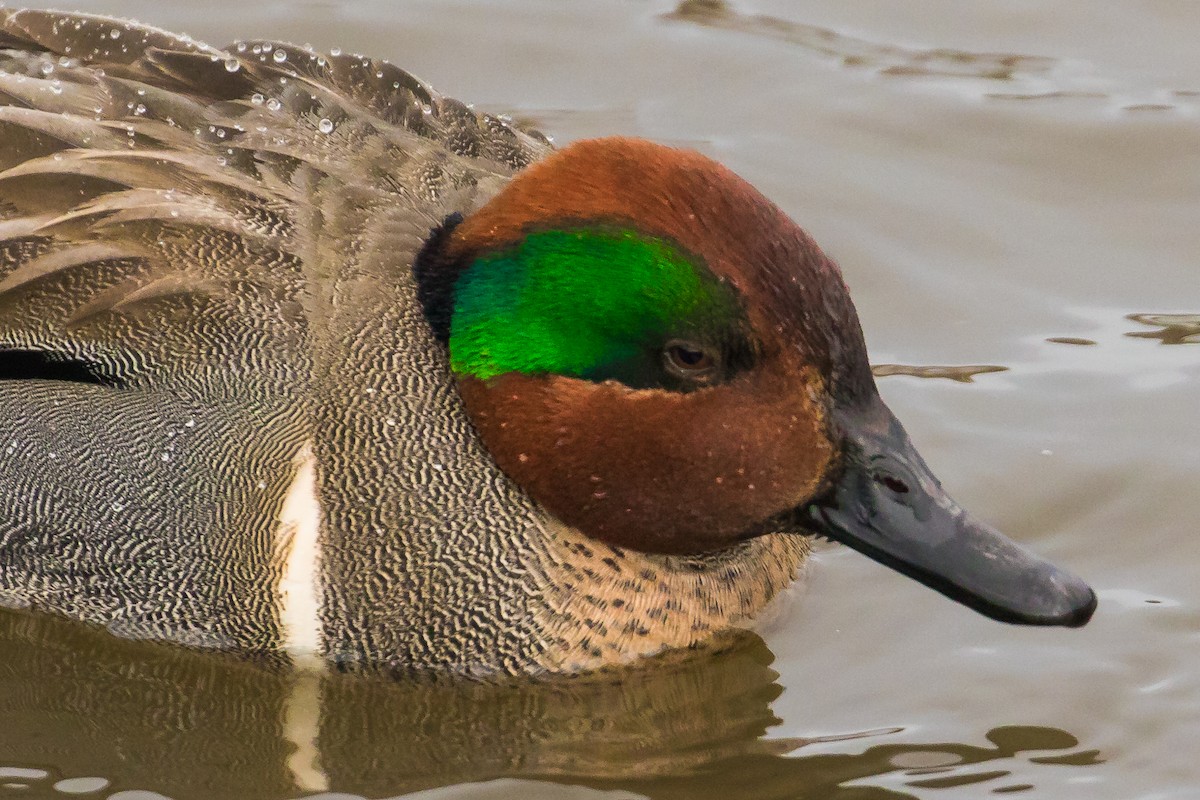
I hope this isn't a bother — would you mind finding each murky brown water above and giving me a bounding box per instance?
[0,1,1196,798]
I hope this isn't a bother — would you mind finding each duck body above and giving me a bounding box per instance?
[0,10,809,674]
[0,11,1093,676]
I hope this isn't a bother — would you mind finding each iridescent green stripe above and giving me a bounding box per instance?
[450,228,732,380]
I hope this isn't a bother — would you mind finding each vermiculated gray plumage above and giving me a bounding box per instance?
[0,10,806,675]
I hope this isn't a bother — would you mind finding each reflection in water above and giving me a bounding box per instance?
[0,610,1097,800]
[585,726,1099,800]
[1045,337,1098,346]
[1125,313,1200,345]
[662,0,1198,111]
[663,0,1058,82]
[987,90,1107,102]
[871,364,1008,383]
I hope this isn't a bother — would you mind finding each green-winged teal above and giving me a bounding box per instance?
[0,10,1094,676]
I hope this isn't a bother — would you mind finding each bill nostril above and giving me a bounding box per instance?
[875,473,910,495]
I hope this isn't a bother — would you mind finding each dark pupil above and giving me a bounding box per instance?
[672,346,706,367]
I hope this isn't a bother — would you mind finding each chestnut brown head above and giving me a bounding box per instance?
[414,137,1096,628]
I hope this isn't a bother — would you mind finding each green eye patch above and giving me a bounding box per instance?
[449,228,739,382]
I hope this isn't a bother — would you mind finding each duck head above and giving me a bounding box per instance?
[415,137,1096,628]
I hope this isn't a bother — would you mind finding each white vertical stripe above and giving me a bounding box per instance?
[276,442,323,663]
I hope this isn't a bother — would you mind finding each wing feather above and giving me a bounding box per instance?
[0,8,551,386]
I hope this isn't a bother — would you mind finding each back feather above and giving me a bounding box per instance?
[0,9,551,388]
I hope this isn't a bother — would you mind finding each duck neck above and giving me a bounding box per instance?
[312,209,806,676]
[524,521,810,673]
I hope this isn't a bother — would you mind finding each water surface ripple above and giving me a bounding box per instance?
[1,1,1197,798]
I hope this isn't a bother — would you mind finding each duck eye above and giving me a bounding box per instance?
[663,340,720,382]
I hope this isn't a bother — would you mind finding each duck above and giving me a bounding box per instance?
[0,9,1095,676]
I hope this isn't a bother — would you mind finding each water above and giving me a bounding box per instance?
[0,1,1197,798]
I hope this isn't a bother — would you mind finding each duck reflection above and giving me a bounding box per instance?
[0,610,1095,799]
